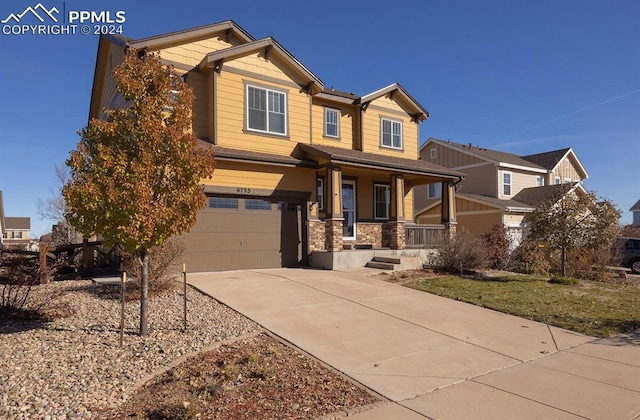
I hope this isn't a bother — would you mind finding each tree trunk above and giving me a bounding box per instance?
[561,246,567,277]
[139,248,149,336]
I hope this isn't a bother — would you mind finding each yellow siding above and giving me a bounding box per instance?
[361,98,418,158]
[203,161,313,192]
[98,45,126,118]
[226,54,308,86]
[457,213,502,236]
[215,71,310,155]
[506,170,539,198]
[457,198,495,213]
[158,37,237,67]
[405,188,414,220]
[310,99,356,149]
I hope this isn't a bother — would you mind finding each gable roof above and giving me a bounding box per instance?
[512,183,585,207]
[521,147,589,179]
[414,193,532,217]
[359,83,430,122]
[5,217,30,230]
[631,199,640,212]
[425,138,547,173]
[199,37,324,94]
[0,191,5,237]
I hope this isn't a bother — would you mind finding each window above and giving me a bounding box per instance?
[374,184,390,219]
[429,148,437,159]
[246,85,286,135]
[381,118,402,149]
[427,182,442,198]
[245,199,272,210]
[324,108,339,138]
[503,172,512,196]
[11,231,23,239]
[209,197,238,209]
[536,176,543,187]
[555,177,561,185]
[564,178,572,184]
[316,178,325,211]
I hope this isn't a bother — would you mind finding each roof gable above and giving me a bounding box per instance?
[359,83,429,122]
[522,147,588,179]
[512,183,585,207]
[631,199,640,212]
[5,217,30,230]
[199,37,324,93]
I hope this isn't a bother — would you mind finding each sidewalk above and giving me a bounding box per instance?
[189,268,640,419]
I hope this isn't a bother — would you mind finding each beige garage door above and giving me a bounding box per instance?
[184,197,303,272]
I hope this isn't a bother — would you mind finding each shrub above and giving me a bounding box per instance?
[549,276,579,285]
[481,223,511,270]
[510,240,551,275]
[565,247,614,281]
[434,230,486,273]
[117,236,186,297]
[0,253,40,319]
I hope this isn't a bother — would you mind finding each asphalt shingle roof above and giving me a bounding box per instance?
[520,148,571,170]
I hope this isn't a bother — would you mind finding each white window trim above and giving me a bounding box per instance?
[317,178,324,211]
[429,147,437,159]
[324,108,340,139]
[555,176,561,185]
[380,117,403,150]
[564,178,572,184]
[503,171,512,196]
[342,180,357,240]
[245,84,288,136]
[374,184,391,220]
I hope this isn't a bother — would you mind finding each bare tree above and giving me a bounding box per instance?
[36,163,69,224]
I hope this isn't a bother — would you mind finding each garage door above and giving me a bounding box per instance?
[183,197,303,272]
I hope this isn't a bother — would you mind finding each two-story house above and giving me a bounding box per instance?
[0,191,5,249]
[3,217,31,247]
[88,21,463,272]
[414,138,588,244]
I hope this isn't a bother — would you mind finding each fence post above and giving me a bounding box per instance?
[120,272,126,347]
[183,263,187,331]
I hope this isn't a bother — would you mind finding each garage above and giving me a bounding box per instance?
[183,196,305,272]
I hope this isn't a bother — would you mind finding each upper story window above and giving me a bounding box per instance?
[536,176,543,187]
[503,172,512,196]
[564,178,572,184]
[381,118,402,149]
[429,148,437,160]
[246,85,287,135]
[427,182,442,198]
[555,177,561,185]
[316,178,325,211]
[324,108,340,138]
[374,184,390,219]
[11,231,23,239]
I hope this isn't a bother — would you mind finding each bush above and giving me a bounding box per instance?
[0,253,40,319]
[565,247,614,281]
[510,240,551,275]
[481,223,511,270]
[549,276,579,285]
[434,230,486,273]
[118,236,186,297]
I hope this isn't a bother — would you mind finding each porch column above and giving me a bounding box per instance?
[325,165,343,252]
[385,174,406,250]
[441,181,457,237]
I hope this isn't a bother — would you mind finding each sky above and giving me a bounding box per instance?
[1,0,639,238]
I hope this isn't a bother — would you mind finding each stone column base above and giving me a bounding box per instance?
[383,221,406,250]
[325,219,344,252]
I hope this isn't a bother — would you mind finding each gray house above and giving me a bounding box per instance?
[631,199,640,227]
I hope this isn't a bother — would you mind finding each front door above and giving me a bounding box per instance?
[342,180,356,239]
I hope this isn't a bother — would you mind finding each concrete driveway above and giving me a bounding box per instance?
[188,268,640,419]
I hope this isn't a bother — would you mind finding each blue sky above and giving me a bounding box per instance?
[1,0,639,237]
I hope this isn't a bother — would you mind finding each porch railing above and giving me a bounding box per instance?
[405,223,445,248]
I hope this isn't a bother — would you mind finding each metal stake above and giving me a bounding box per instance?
[120,271,127,347]
[183,263,187,331]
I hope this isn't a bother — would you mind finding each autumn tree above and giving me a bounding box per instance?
[525,185,620,277]
[63,48,215,336]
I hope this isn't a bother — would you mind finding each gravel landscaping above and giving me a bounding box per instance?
[0,279,260,419]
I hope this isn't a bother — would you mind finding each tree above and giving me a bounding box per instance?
[36,163,69,224]
[63,48,215,336]
[525,185,620,277]
[481,223,511,270]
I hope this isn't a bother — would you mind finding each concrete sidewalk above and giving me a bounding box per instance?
[189,268,640,419]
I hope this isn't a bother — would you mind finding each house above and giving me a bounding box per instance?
[0,191,5,249]
[631,199,640,226]
[3,217,31,247]
[414,138,588,244]
[88,21,463,272]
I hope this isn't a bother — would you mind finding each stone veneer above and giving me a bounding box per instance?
[324,219,344,252]
[308,219,326,252]
[347,222,383,248]
[383,221,406,250]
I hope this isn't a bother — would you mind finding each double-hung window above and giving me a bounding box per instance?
[381,118,402,149]
[324,108,339,138]
[374,184,391,219]
[427,182,442,198]
[503,172,512,196]
[316,178,325,211]
[536,176,543,187]
[247,85,286,135]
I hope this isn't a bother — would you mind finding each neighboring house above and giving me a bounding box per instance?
[631,199,640,227]
[0,191,5,249]
[3,217,31,247]
[89,21,463,272]
[414,138,588,244]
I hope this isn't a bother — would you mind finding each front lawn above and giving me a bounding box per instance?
[405,274,640,337]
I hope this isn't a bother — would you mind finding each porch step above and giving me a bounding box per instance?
[365,256,402,270]
[366,261,396,270]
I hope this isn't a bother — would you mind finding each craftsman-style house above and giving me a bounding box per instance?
[414,138,588,245]
[89,21,462,271]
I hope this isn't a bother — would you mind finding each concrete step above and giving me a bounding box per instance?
[366,261,396,270]
[372,256,402,265]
